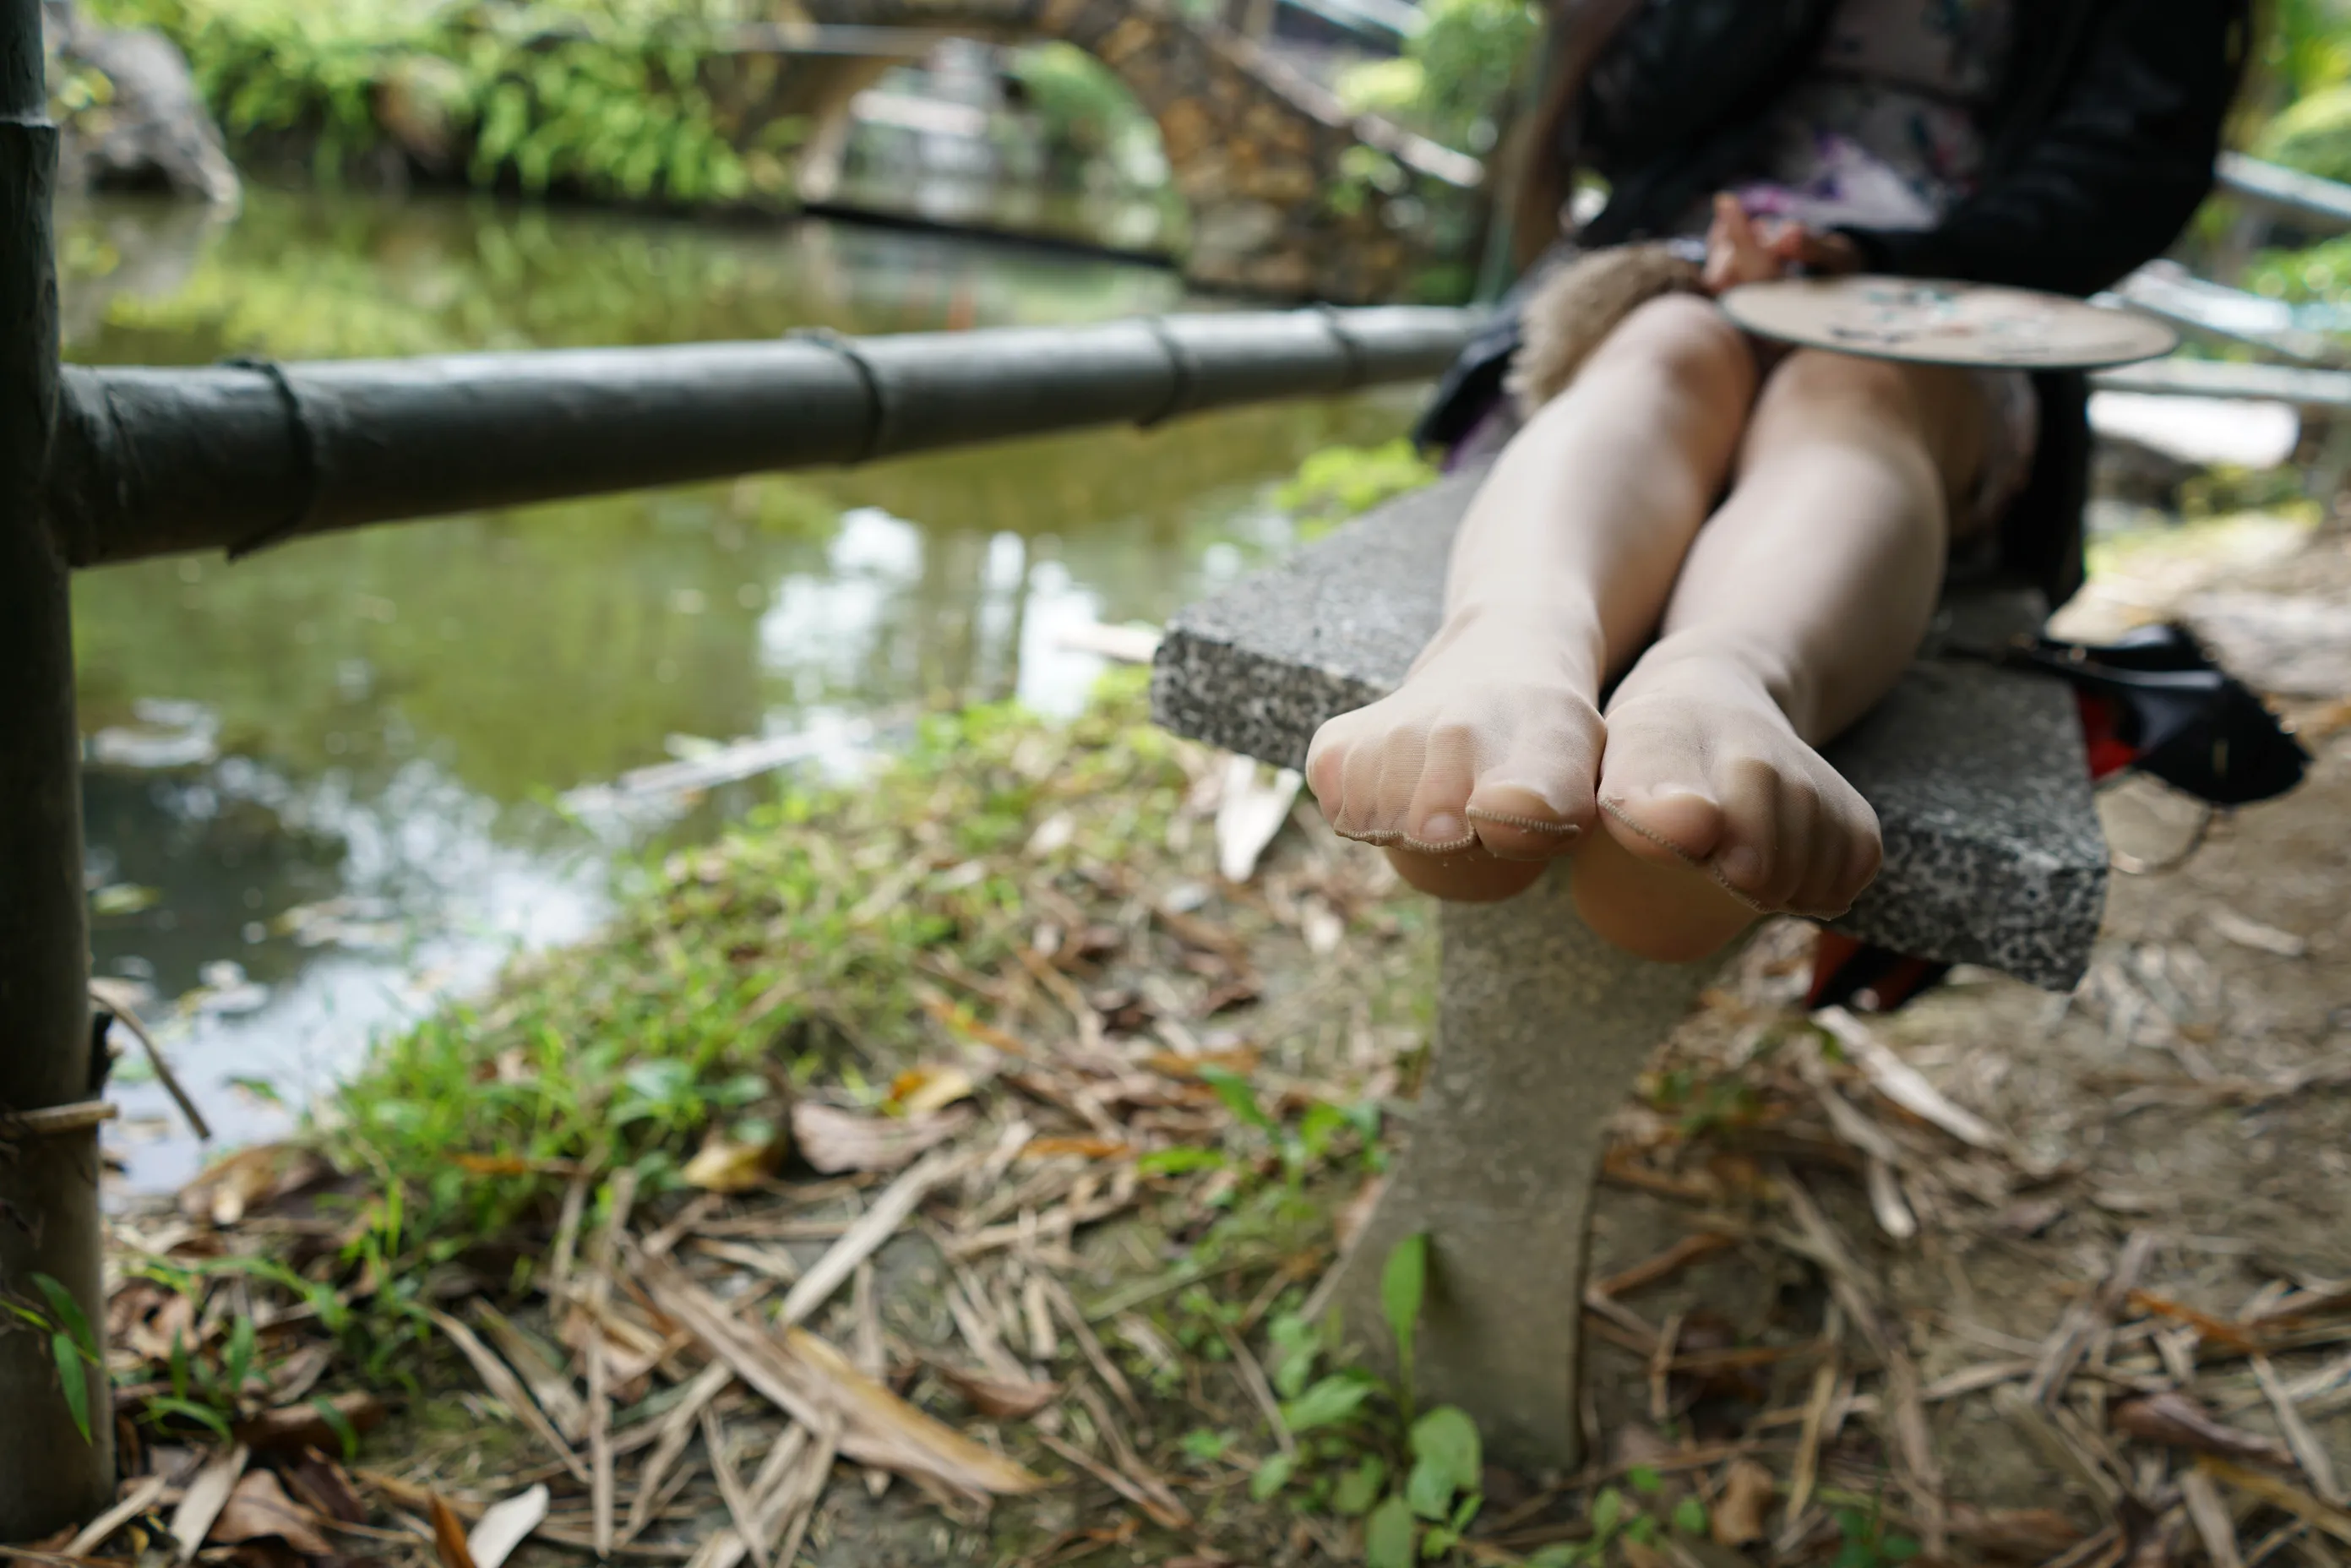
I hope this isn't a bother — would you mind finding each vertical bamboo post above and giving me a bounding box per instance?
[0,0,115,1537]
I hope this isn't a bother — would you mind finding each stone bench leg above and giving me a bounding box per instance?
[1320,867,1733,1470]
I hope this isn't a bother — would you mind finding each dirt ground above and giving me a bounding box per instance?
[1571,516,2351,1556]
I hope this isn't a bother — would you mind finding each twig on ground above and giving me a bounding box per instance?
[2026,1231,2158,1405]
[622,1362,732,1544]
[1217,1321,1293,1459]
[2252,1353,2345,1505]
[428,1309,590,1484]
[780,1146,975,1327]
[2182,1467,2248,1568]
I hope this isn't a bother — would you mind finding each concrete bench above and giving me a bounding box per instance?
[1148,468,2107,1468]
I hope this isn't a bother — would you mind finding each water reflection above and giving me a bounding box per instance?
[66,189,1415,1190]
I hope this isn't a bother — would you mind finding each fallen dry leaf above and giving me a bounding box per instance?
[888,1064,977,1118]
[682,1124,788,1193]
[2197,1456,2351,1547]
[280,1450,367,1525]
[210,1470,331,1557]
[466,1484,550,1568]
[791,1101,971,1173]
[170,1445,249,1566]
[231,1391,385,1453]
[1947,1506,2085,1559]
[2112,1391,2294,1468]
[1018,1135,1129,1160]
[934,1364,1062,1420]
[636,1250,1043,1496]
[452,1152,577,1179]
[1712,1457,1775,1546]
[179,1146,328,1227]
[429,1493,479,1568]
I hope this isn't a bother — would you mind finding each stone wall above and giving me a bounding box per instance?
[793,0,1483,303]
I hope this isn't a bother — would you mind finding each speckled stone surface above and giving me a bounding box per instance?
[1151,472,2108,990]
[1317,877,1730,1468]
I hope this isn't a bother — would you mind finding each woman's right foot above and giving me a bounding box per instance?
[1304,604,1606,897]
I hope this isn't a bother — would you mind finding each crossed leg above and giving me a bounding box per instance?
[1305,297,1990,961]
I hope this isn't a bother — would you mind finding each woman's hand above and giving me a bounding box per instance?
[1701,193,1865,294]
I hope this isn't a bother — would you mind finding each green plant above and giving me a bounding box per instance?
[1335,0,1540,155]
[1277,438,1438,536]
[88,0,790,205]
[4,1275,103,1444]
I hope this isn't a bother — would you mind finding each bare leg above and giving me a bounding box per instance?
[1304,296,1756,901]
[1577,348,1990,961]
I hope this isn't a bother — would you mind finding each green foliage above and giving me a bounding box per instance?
[3,1276,103,1445]
[1277,438,1438,536]
[2256,81,2351,183]
[86,0,790,205]
[1832,1502,1921,1568]
[1380,1230,1427,1423]
[329,672,1200,1249]
[1365,1494,1418,1568]
[31,1275,101,1446]
[1336,0,1539,155]
[1004,41,1161,188]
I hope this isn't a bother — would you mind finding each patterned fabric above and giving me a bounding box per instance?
[1732,0,2015,232]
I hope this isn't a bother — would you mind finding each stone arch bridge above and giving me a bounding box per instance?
[778,0,1483,302]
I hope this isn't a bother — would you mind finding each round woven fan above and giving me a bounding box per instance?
[1718,275,2177,369]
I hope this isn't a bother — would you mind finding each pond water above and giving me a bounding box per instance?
[64,189,1417,1193]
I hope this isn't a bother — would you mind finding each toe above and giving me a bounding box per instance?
[1332,727,1406,843]
[1599,784,1728,869]
[1401,731,1479,855]
[1466,783,1589,861]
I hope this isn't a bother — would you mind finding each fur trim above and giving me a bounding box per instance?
[1506,244,1705,419]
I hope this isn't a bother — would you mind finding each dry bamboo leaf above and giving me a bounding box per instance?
[547,1169,590,1302]
[1042,1274,1142,1422]
[1712,1458,1775,1547]
[429,1494,480,1568]
[2027,1232,2157,1404]
[888,1064,978,1118]
[1864,1154,1918,1242]
[2198,1456,2351,1546]
[791,1102,971,1174]
[701,1407,772,1568]
[2206,906,2307,958]
[1017,1135,1129,1160]
[683,1127,789,1194]
[934,1364,1061,1420]
[2110,1390,2293,1468]
[1946,1507,2084,1560]
[474,1303,589,1442]
[586,1169,638,1561]
[179,1145,328,1228]
[1996,1386,2122,1511]
[2180,1469,2246,1568]
[466,1484,550,1568]
[1814,1006,2003,1149]
[170,1444,248,1565]
[64,1473,171,1557]
[622,1362,732,1544]
[2252,1354,2344,1504]
[428,1309,590,1483]
[637,1250,1042,1495]
[1592,1233,1736,1301]
[210,1469,332,1556]
[1036,1432,1190,1533]
[230,1390,386,1452]
[781,1146,973,1327]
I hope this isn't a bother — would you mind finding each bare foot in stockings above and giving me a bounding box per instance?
[1584,632,1883,958]
[1304,604,1604,901]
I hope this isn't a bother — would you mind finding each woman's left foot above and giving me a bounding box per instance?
[1592,640,1882,924]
